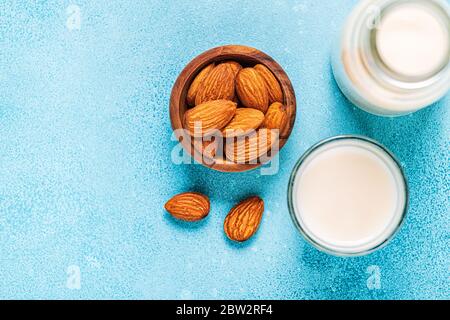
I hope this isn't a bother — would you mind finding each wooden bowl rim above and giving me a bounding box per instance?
[169,44,296,173]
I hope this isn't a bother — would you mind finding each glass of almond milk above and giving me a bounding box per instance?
[288,136,408,256]
[332,0,450,116]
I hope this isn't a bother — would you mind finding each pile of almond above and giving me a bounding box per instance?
[184,61,289,163]
[165,192,264,242]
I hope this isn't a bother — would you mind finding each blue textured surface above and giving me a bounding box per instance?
[0,0,448,300]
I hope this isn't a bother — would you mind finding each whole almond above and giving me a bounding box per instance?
[165,192,210,221]
[195,63,236,105]
[236,68,269,113]
[193,136,220,159]
[225,128,277,163]
[184,100,237,137]
[222,108,265,138]
[186,63,215,106]
[226,62,242,104]
[224,196,264,242]
[261,102,288,132]
[223,61,243,77]
[254,64,283,104]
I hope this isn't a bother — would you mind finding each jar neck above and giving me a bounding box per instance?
[358,0,450,91]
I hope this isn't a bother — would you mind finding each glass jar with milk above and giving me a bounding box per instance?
[332,0,450,116]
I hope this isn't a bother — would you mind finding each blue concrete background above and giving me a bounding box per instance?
[0,0,448,300]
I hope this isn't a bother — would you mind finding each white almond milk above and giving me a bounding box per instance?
[289,137,407,256]
[376,3,449,78]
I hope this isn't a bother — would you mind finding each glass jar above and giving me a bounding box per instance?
[287,135,409,256]
[332,0,450,116]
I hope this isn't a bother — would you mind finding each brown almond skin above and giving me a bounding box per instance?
[254,64,283,104]
[186,63,215,106]
[223,61,243,77]
[236,68,269,113]
[261,102,288,132]
[165,192,210,221]
[195,63,236,105]
[222,108,265,138]
[224,196,264,242]
[184,100,237,137]
[193,136,220,159]
[225,128,277,163]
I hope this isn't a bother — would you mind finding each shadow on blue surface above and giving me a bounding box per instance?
[165,212,210,230]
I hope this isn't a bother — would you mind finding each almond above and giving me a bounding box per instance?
[193,136,220,159]
[224,196,264,242]
[261,102,288,132]
[223,61,243,77]
[225,128,277,163]
[184,100,237,137]
[165,192,210,221]
[254,64,283,104]
[222,108,265,138]
[236,68,269,113]
[195,63,236,105]
[186,63,215,106]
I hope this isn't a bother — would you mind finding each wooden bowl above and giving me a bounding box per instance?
[170,45,296,172]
